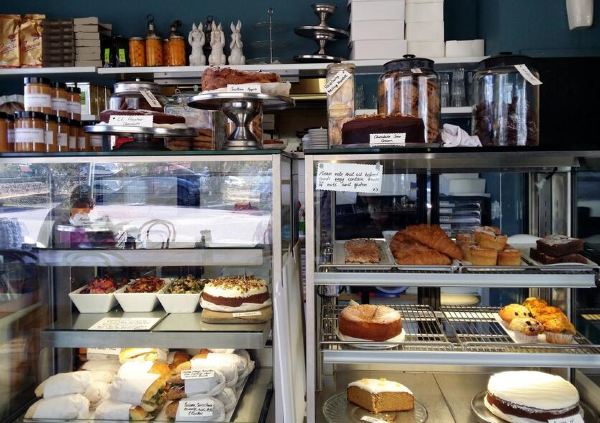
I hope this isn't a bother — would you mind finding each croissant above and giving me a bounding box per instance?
[390,232,451,265]
[401,224,463,260]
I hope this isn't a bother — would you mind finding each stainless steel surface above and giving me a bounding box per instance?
[84,125,197,137]
[113,80,160,94]
[41,311,271,349]
[322,392,428,422]
[187,92,294,111]
[306,154,318,423]
[294,26,349,39]
[0,153,279,164]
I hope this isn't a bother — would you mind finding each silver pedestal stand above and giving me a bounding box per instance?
[294,3,349,63]
[84,125,197,151]
[187,92,294,150]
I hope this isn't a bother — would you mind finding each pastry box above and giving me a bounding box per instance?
[69,285,118,313]
[114,278,168,313]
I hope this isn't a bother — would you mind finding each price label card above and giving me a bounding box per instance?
[316,162,383,194]
[548,415,584,423]
[181,370,214,380]
[411,68,423,74]
[324,70,352,96]
[88,347,120,356]
[370,132,406,146]
[361,416,387,423]
[227,83,262,94]
[88,317,161,331]
[515,64,543,85]
[176,399,214,418]
[232,311,262,318]
[108,115,153,127]
[139,89,163,108]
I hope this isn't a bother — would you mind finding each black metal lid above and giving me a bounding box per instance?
[0,111,7,119]
[478,52,536,70]
[383,54,435,73]
[66,86,81,94]
[15,111,46,120]
[45,114,58,122]
[52,82,67,89]
[24,77,51,85]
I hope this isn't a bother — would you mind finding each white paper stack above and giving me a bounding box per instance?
[405,0,445,58]
[445,39,485,57]
[74,17,104,66]
[348,0,407,60]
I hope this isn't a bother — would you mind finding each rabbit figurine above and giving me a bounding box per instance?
[188,23,206,66]
[208,22,226,66]
[228,20,245,65]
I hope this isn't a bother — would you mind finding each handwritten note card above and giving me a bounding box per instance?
[316,162,383,194]
[88,317,161,331]
[108,115,153,127]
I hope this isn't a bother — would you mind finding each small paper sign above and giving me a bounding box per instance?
[181,370,214,380]
[361,416,387,423]
[89,317,160,331]
[411,68,423,74]
[316,162,383,194]
[88,347,120,356]
[370,132,406,146]
[108,115,153,127]
[139,89,163,108]
[324,70,352,96]
[514,64,543,85]
[176,399,214,418]
[548,415,584,423]
[232,311,262,318]
[227,84,262,94]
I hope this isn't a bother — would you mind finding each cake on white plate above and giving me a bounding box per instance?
[485,371,580,422]
[347,378,414,414]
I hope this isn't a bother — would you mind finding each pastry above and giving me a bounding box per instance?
[544,315,576,344]
[509,317,544,342]
[536,235,584,257]
[402,224,463,260]
[474,226,501,242]
[339,303,402,342]
[347,378,414,414]
[468,246,497,266]
[530,305,563,319]
[484,371,580,422]
[390,232,451,265]
[522,297,548,315]
[201,276,270,311]
[341,114,425,144]
[167,351,191,369]
[201,66,280,91]
[344,239,381,264]
[497,247,521,266]
[529,248,588,265]
[498,304,533,324]
[477,231,508,252]
[455,232,474,244]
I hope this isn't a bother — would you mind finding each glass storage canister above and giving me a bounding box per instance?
[109,80,166,111]
[326,62,355,146]
[472,53,540,146]
[378,55,441,143]
[163,39,170,65]
[51,82,68,118]
[6,114,15,151]
[168,35,186,66]
[45,114,58,152]
[24,77,52,115]
[0,112,8,152]
[56,116,69,152]
[68,119,78,151]
[14,111,46,152]
[77,121,90,152]
[146,34,163,66]
[67,87,82,121]
[129,37,146,67]
[83,120,102,152]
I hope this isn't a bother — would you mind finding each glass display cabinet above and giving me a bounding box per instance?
[304,147,600,423]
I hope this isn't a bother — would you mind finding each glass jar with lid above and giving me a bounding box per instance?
[56,116,69,152]
[326,62,355,146]
[167,20,186,66]
[14,111,46,152]
[51,82,68,117]
[378,54,441,143]
[129,37,146,67]
[109,80,166,111]
[67,86,82,121]
[76,121,90,151]
[45,114,58,152]
[83,120,102,152]
[472,53,540,146]
[146,34,163,66]
[68,119,78,151]
[24,77,52,114]
[0,112,8,152]
[6,114,15,151]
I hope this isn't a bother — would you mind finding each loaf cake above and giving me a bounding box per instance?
[200,276,270,311]
[344,239,380,264]
[485,371,580,422]
[535,235,584,257]
[99,109,186,127]
[339,303,402,341]
[347,378,414,414]
[201,66,280,91]
[341,114,425,145]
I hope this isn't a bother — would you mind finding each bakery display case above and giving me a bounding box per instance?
[304,147,600,423]
[0,151,304,422]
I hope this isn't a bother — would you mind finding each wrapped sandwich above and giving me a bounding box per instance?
[109,373,168,413]
[119,347,168,363]
[25,394,90,420]
[95,399,153,421]
[166,368,226,400]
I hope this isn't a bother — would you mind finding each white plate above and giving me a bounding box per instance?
[69,285,118,313]
[114,279,168,312]
[493,314,576,345]
[337,329,406,349]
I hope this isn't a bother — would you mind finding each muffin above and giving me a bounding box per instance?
[456,232,474,244]
[544,316,576,344]
[535,311,568,326]
[499,304,533,326]
[478,231,508,252]
[522,297,548,314]
[509,317,543,343]
[474,226,501,243]
[469,246,497,266]
[531,305,563,319]
[497,247,521,266]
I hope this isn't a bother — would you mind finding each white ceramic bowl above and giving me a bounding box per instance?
[115,282,164,312]
[69,285,117,313]
[157,291,201,313]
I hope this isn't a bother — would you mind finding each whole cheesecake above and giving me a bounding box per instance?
[341,115,425,145]
[201,276,270,311]
[485,371,580,422]
[339,304,402,341]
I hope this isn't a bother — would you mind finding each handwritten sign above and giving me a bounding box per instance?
[139,89,163,108]
[548,415,584,423]
[370,132,406,146]
[176,399,214,418]
[89,317,160,331]
[515,64,542,85]
[232,311,262,318]
[360,416,387,423]
[108,115,153,128]
[227,84,262,94]
[181,370,214,380]
[324,70,352,96]
[316,162,383,194]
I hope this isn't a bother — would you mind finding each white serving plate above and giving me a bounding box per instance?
[157,281,201,313]
[69,285,117,313]
[115,279,168,312]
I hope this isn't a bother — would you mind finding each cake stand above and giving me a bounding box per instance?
[294,4,349,63]
[187,92,294,150]
[84,125,197,151]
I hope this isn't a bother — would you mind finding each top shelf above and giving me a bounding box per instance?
[0,66,96,76]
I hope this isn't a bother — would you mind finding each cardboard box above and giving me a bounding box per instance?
[74,17,99,25]
[76,52,101,61]
[350,0,405,21]
[75,39,101,47]
[75,60,102,67]
[408,40,445,57]
[350,39,408,60]
[445,39,485,57]
[406,21,444,41]
[74,24,99,33]
[351,20,405,41]
[405,2,444,22]
[75,32,100,40]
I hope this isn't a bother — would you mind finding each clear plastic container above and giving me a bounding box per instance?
[326,62,355,146]
[378,55,440,143]
[472,53,540,147]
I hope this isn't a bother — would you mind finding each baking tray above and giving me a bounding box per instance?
[332,239,394,270]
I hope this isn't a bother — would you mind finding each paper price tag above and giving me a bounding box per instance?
[139,89,163,108]
[370,132,406,146]
[227,83,262,94]
[361,416,387,423]
[324,70,352,96]
[108,115,153,127]
[232,311,262,318]
[176,400,214,418]
[88,347,120,356]
[515,64,543,85]
[181,370,214,380]
[411,68,423,74]
[316,162,383,194]
[88,317,161,331]
[548,415,584,423]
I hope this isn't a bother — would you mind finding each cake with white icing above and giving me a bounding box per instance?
[347,378,414,414]
[485,371,580,422]
[339,303,402,341]
[201,276,270,312]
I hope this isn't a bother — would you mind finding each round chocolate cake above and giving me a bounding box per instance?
[341,115,425,145]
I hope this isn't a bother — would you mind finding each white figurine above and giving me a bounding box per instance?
[188,23,206,66]
[228,20,245,65]
[208,22,226,66]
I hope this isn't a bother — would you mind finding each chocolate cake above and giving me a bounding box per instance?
[341,115,425,145]
[529,248,587,265]
[99,109,186,125]
[536,235,584,257]
[201,67,280,91]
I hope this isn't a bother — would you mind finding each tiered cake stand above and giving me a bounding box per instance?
[294,4,349,63]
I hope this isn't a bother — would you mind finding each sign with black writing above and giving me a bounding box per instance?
[316,163,383,194]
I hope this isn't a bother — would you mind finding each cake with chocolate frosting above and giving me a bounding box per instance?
[200,276,270,311]
[341,115,425,145]
[484,371,580,422]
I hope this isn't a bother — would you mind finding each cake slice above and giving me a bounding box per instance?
[536,235,584,257]
[347,378,414,414]
[344,239,380,264]
[529,248,587,265]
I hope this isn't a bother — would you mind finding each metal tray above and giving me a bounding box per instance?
[332,239,394,270]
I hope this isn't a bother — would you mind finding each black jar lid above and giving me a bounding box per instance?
[0,111,7,119]
[52,82,67,89]
[383,54,435,73]
[66,86,81,94]
[15,111,46,120]
[478,52,536,70]
[24,76,51,85]
[45,114,58,122]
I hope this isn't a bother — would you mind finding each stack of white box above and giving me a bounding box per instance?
[349,0,407,60]
[74,17,104,67]
[405,0,445,58]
